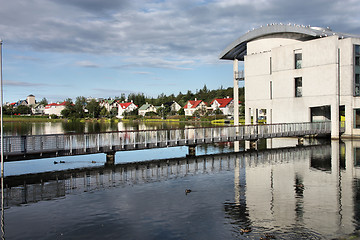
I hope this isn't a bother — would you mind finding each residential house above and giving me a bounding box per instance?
[44,102,67,116]
[99,99,119,113]
[31,103,45,115]
[184,99,207,116]
[163,101,182,113]
[220,23,360,138]
[210,97,234,116]
[138,103,157,116]
[117,101,138,118]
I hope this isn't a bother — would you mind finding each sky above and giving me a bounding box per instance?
[1,0,360,103]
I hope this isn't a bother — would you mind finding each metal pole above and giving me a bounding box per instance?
[0,39,3,178]
[0,39,4,240]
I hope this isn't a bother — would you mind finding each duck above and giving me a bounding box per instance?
[91,161,96,163]
[240,228,252,234]
[60,161,65,164]
[185,189,192,194]
[53,161,58,164]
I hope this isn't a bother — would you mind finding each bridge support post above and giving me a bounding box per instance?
[105,151,116,166]
[297,137,304,146]
[187,145,196,157]
[246,140,257,150]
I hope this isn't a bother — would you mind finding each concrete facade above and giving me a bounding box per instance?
[220,24,360,138]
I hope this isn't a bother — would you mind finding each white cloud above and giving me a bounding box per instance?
[75,60,100,68]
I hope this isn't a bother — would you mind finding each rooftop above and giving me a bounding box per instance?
[219,23,360,61]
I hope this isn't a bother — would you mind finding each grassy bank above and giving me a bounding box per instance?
[3,116,64,122]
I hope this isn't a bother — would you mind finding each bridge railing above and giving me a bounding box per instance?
[3,121,331,156]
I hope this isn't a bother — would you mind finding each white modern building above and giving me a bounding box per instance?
[220,24,360,138]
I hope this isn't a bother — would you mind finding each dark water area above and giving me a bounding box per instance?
[2,139,360,239]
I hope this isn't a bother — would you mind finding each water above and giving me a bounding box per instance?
[2,139,360,239]
[2,122,360,239]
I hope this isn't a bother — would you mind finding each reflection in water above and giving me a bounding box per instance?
[4,140,360,239]
[3,120,214,136]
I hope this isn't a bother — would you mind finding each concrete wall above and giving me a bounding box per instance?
[243,35,360,137]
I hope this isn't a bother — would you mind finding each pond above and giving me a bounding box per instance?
[2,138,360,239]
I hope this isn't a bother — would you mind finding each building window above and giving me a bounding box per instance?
[354,109,360,128]
[355,45,360,55]
[295,50,302,69]
[355,74,360,96]
[295,77,302,97]
[270,80,272,99]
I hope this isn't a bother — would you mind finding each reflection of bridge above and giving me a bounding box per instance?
[4,122,331,161]
[3,144,330,207]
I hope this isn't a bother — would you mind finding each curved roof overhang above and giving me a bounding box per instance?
[219,24,358,61]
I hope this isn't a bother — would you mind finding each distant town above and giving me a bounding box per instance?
[4,86,247,120]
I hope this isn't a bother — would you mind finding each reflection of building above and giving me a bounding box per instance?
[239,140,355,238]
[220,24,360,138]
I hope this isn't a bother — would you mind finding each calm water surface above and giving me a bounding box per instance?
[2,122,360,239]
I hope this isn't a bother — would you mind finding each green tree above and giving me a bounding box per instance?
[100,107,109,117]
[61,99,75,118]
[86,99,100,118]
[39,97,48,106]
[14,105,31,114]
[74,96,86,118]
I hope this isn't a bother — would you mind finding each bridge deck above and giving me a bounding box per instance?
[3,121,331,161]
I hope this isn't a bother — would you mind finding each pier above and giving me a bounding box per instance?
[3,121,331,162]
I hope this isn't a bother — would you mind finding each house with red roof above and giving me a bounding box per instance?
[44,101,67,116]
[210,97,235,116]
[184,99,207,116]
[117,101,138,118]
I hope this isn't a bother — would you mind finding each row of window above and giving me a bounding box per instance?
[355,45,360,96]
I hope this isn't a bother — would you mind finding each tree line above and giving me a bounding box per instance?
[5,85,244,119]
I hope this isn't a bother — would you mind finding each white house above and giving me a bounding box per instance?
[117,102,138,118]
[138,103,157,116]
[220,24,360,138]
[210,97,234,116]
[184,99,207,116]
[44,102,67,116]
[163,101,182,113]
[31,103,45,115]
[99,99,119,112]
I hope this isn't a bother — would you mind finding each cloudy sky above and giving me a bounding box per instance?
[1,0,360,103]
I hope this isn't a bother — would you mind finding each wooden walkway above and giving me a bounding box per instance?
[3,121,331,161]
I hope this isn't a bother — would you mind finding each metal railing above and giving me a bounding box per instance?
[3,121,331,160]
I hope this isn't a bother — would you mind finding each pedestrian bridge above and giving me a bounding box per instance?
[3,121,331,161]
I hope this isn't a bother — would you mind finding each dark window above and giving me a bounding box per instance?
[355,74,360,96]
[295,52,302,69]
[356,56,360,66]
[295,77,302,97]
[355,45,360,56]
[354,109,360,128]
